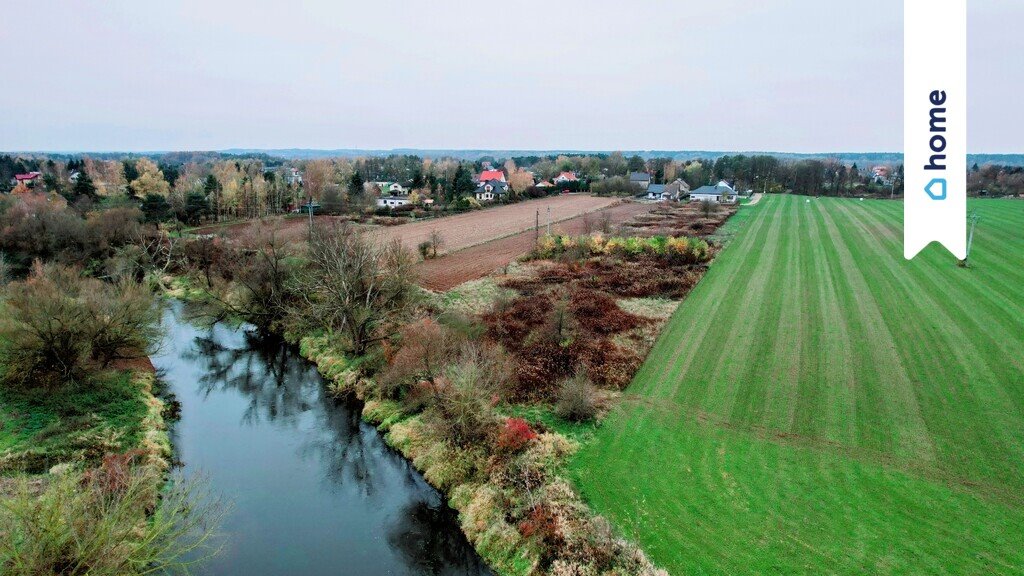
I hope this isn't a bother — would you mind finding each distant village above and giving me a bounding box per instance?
[2,151,1020,227]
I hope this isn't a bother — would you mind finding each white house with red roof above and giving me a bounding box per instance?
[554,171,578,183]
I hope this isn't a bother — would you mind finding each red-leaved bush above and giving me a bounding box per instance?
[496,417,537,453]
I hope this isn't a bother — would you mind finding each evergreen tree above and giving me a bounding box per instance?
[451,165,475,203]
[122,160,140,182]
[141,193,171,223]
[72,170,98,199]
[348,171,364,197]
[160,163,180,186]
[185,191,210,225]
[203,174,221,220]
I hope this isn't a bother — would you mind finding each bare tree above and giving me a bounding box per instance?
[428,229,444,258]
[296,222,416,356]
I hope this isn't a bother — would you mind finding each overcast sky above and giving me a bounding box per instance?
[1,1,1021,153]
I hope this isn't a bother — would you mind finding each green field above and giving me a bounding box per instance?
[571,195,1024,574]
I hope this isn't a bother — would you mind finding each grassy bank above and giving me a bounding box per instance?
[0,370,170,475]
[570,196,1024,574]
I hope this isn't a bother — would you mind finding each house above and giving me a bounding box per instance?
[642,180,689,201]
[535,181,554,189]
[476,169,506,184]
[287,168,303,185]
[664,179,690,200]
[474,179,509,202]
[554,171,578,184]
[629,172,652,191]
[644,184,666,200]
[690,180,739,204]
[376,195,410,208]
[14,172,43,187]
[388,182,408,195]
[872,166,893,186]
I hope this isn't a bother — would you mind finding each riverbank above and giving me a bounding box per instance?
[0,363,170,478]
[0,360,175,573]
[299,326,667,576]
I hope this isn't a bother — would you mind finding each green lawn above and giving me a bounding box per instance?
[571,195,1024,574]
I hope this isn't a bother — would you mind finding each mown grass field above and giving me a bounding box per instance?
[571,195,1024,574]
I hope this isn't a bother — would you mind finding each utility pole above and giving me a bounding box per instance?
[307,198,314,230]
[546,206,551,236]
[964,210,981,265]
[535,209,540,241]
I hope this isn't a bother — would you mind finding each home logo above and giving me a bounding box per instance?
[925,178,946,200]
[904,0,966,260]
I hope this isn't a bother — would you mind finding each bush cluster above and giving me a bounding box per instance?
[503,258,703,299]
[532,232,711,265]
[0,262,160,389]
[0,194,157,277]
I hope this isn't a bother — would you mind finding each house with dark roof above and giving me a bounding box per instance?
[474,179,509,202]
[664,179,690,200]
[629,171,652,191]
[643,184,666,200]
[690,180,739,204]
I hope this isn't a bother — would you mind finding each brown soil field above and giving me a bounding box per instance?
[414,201,654,291]
[192,194,620,251]
[368,194,619,254]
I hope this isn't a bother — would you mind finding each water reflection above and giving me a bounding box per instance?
[153,301,490,576]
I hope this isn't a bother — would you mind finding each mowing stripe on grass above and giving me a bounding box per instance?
[571,195,1024,575]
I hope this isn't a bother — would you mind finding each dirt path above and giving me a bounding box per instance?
[414,201,655,291]
[746,193,764,206]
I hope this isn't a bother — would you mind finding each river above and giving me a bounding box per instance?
[152,301,491,576]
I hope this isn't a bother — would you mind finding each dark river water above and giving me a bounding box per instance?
[152,302,490,576]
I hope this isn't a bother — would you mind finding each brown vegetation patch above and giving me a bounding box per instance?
[503,258,704,299]
[619,201,736,237]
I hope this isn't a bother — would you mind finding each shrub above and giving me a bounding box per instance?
[496,418,538,453]
[417,240,432,260]
[0,263,160,389]
[555,373,600,422]
[0,463,222,576]
[422,357,500,448]
[579,339,642,389]
[378,318,462,399]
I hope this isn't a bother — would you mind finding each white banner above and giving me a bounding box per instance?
[904,0,967,260]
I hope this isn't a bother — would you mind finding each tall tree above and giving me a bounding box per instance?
[72,170,98,199]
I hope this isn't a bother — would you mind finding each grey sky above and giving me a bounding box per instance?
[2,1,1021,153]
